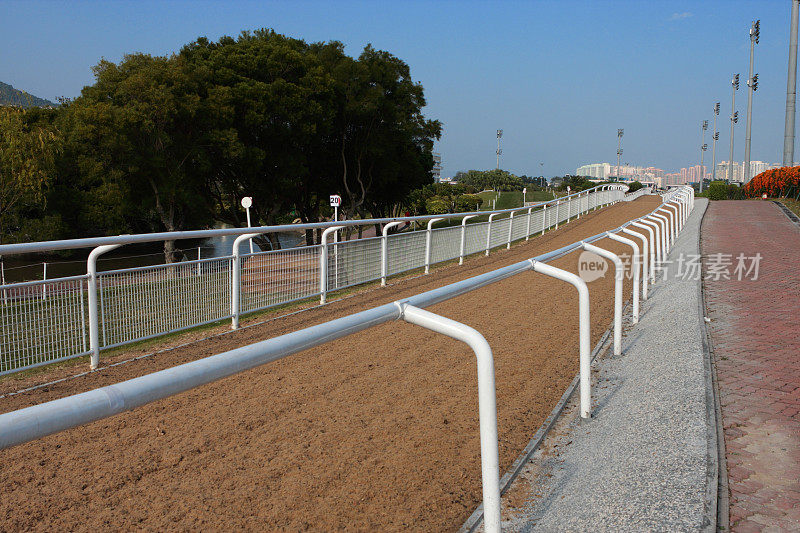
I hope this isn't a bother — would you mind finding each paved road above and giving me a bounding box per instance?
[702,200,800,532]
[499,198,715,531]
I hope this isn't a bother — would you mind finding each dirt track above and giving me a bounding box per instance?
[0,197,661,531]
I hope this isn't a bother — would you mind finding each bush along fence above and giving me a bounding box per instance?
[0,185,628,376]
[0,187,694,533]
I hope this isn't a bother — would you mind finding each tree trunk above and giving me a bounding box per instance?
[163,239,178,264]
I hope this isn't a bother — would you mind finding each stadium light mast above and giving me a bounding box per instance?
[729,74,740,181]
[496,129,503,169]
[709,102,720,190]
[784,0,800,167]
[700,120,708,188]
[744,20,760,182]
[616,129,624,180]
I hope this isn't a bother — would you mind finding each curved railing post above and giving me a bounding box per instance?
[425,217,444,274]
[459,215,478,264]
[582,242,624,355]
[622,227,649,300]
[87,244,122,369]
[530,260,592,418]
[381,221,405,286]
[650,213,670,256]
[506,210,516,249]
[399,304,501,533]
[657,207,676,246]
[640,217,663,267]
[663,204,680,240]
[485,213,498,256]
[320,226,344,304]
[231,232,262,330]
[607,233,641,323]
[632,221,658,282]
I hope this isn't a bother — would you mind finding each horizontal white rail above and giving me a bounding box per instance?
[0,186,694,532]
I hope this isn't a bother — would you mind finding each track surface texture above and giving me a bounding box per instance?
[498,198,714,531]
[0,197,661,531]
[702,200,800,532]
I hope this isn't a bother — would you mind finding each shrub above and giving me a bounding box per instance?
[707,181,728,200]
[627,181,643,193]
[425,197,449,214]
[743,166,800,199]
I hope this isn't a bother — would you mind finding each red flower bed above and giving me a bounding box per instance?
[744,166,800,198]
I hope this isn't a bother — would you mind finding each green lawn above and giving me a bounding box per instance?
[775,197,800,217]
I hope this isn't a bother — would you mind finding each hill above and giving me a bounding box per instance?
[0,81,56,108]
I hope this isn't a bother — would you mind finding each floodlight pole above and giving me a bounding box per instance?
[709,103,720,190]
[700,121,708,187]
[616,129,624,179]
[744,20,760,183]
[496,129,503,170]
[729,75,739,182]
[785,0,800,167]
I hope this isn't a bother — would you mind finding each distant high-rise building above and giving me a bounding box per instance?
[432,152,442,182]
[576,162,611,179]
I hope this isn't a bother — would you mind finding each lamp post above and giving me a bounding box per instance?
[241,196,254,254]
[616,129,624,179]
[729,74,739,182]
[744,20,760,182]
[700,120,708,188]
[708,102,720,190]
[496,129,503,169]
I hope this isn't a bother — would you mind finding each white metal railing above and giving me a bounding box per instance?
[0,184,628,375]
[622,186,653,201]
[0,186,694,533]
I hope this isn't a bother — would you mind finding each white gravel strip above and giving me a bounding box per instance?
[502,198,713,532]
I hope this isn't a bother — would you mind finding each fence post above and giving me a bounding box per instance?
[541,205,547,236]
[87,244,121,369]
[607,233,641,323]
[42,262,47,301]
[425,218,443,274]
[231,232,260,329]
[555,200,560,230]
[459,215,478,264]
[641,217,663,267]
[400,304,502,533]
[622,227,649,300]
[197,247,201,277]
[530,260,592,418]
[319,226,344,305]
[506,211,516,249]
[582,242,623,355]
[631,221,657,282]
[485,213,498,256]
[525,207,533,240]
[381,221,405,286]
[650,213,670,256]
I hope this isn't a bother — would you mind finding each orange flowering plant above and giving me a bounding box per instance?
[743,166,800,199]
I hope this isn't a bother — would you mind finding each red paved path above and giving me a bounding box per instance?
[702,201,800,532]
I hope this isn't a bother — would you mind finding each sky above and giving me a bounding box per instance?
[0,0,795,178]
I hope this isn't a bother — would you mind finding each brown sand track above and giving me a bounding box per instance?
[0,197,661,531]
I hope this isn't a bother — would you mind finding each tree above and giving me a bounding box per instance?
[67,53,214,261]
[0,107,59,243]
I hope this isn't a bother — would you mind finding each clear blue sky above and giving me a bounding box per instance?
[0,0,794,177]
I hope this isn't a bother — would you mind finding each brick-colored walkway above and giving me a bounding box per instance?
[702,201,800,532]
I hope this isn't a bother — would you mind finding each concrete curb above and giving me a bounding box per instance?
[771,200,800,227]
[698,204,727,532]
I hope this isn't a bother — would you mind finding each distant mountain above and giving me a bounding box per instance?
[0,81,57,108]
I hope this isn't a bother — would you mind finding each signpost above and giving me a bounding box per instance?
[329,194,342,283]
[523,187,527,206]
[241,197,254,254]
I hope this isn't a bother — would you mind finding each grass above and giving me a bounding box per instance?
[774,197,800,217]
